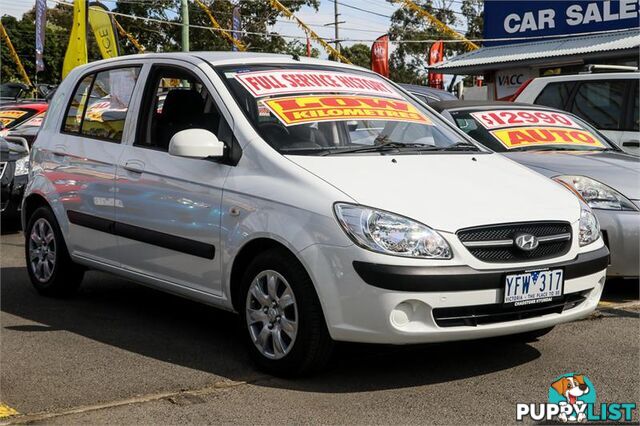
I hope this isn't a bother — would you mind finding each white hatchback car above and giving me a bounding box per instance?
[23,53,609,375]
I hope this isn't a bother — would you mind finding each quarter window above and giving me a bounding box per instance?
[63,66,140,142]
[534,82,574,110]
[570,80,626,130]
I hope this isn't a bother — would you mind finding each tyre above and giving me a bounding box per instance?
[508,326,555,342]
[24,206,84,296]
[240,248,333,377]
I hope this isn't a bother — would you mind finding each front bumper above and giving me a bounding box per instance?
[596,208,639,278]
[299,243,608,344]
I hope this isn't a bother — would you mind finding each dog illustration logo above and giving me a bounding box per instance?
[549,373,596,422]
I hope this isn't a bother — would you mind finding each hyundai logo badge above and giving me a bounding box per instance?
[515,233,539,251]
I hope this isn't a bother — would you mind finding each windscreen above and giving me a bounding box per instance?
[220,65,477,156]
[450,108,614,152]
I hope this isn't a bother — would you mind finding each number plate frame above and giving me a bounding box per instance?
[503,268,564,307]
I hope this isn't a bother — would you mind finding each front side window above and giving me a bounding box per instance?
[570,80,626,130]
[63,66,140,142]
[136,67,224,151]
[219,65,476,156]
[451,108,614,152]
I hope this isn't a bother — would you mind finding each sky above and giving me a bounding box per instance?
[0,0,466,54]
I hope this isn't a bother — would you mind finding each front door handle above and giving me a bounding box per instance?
[622,140,640,148]
[123,160,145,174]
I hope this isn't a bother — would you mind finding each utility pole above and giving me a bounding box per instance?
[333,0,339,55]
[181,0,189,52]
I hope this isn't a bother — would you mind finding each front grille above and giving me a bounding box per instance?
[457,221,572,263]
[433,292,586,327]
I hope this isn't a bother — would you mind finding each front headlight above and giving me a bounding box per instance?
[554,175,637,211]
[579,204,600,247]
[14,156,29,176]
[334,203,452,259]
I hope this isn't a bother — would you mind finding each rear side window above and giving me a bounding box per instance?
[534,82,574,109]
[63,66,141,142]
[570,80,626,130]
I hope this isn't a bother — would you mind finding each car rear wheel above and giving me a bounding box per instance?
[241,249,333,376]
[25,206,84,296]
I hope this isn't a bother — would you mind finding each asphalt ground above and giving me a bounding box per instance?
[1,226,638,425]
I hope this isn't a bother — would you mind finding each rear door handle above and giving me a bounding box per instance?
[123,160,145,174]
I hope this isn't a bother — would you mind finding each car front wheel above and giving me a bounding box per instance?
[241,249,333,376]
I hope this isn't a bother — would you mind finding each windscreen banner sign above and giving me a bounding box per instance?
[235,70,401,99]
[471,109,605,149]
[263,95,431,126]
[0,110,28,127]
[484,0,639,46]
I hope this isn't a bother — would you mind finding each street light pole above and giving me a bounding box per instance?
[181,0,189,52]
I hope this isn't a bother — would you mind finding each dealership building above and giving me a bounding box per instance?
[430,0,640,100]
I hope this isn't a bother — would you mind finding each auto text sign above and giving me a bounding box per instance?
[490,127,605,149]
[235,70,402,99]
[263,95,431,126]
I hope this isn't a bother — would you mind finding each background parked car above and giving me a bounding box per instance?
[3,110,46,149]
[399,83,458,103]
[0,102,48,133]
[431,100,640,280]
[513,72,640,156]
[0,137,29,226]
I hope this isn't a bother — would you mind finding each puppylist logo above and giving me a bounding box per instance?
[516,373,637,422]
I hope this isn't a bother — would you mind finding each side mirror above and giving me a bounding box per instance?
[168,129,225,159]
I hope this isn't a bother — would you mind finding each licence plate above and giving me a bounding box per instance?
[504,269,563,306]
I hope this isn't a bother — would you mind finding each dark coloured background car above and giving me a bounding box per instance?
[431,100,640,280]
[0,137,29,226]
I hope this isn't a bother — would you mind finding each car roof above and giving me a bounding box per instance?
[399,84,453,95]
[529,72,640,83]
[428,100,559,113]
[0,103,48,111]
[75,51,370,73]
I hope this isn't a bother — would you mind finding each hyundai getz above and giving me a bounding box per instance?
[23,53,609,376]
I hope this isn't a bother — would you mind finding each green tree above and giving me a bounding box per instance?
[1,0,320,85]
[386,0,459,83]
[461,0,483,41]
[339,43,371,69]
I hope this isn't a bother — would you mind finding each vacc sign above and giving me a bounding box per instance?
[484,0,640,46]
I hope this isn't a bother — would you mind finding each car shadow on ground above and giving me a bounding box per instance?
[3,265,545,393]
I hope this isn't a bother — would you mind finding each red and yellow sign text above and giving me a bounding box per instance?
[490,126,605,149]
[263,95,431,126]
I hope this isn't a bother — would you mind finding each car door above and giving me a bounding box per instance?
[55,65,141,265]
[114,61,233,295]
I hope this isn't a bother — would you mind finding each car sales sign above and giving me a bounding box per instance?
[235,70,401,99]
[484,0,639,46]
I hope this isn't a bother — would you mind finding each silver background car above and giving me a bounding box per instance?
[432,101,640,279]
